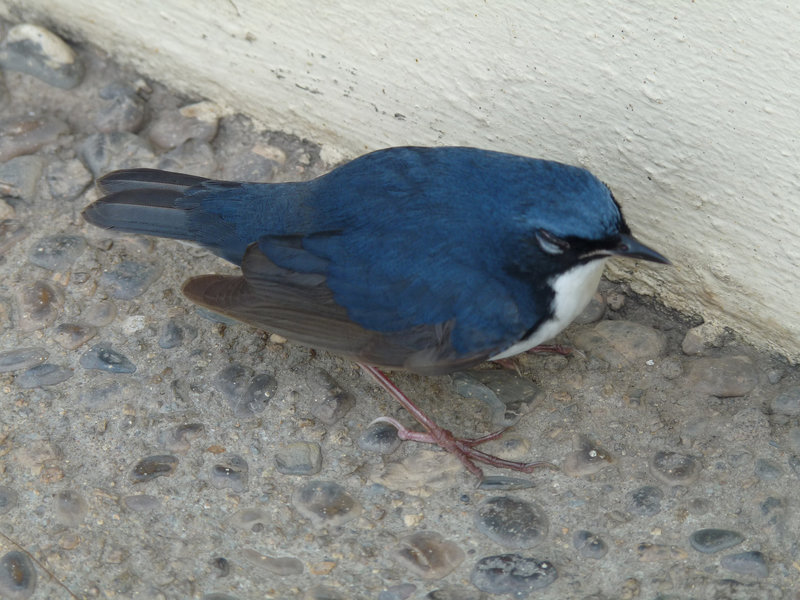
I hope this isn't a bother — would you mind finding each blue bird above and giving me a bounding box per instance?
[83,146,668,477]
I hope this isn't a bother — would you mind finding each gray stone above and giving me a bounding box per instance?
[94,83,146,133]
[471,554,557,595]
[452,370,543,427]
[685,355,758,397]
[0,219,27,254]
[16,363,73,388]
[573,530,608,559]
[572,320,666,366]
[78,131,156,176]
[0,347,48,373]
[0,155,44,201]
[688,528,744,553]
[474,496,548,549]
[771,387,800,416]
[99,259,162,300]
[17,280,62,331]
[28,234,86,271]
[131,455,179,483]
[80,343,136,374]
[307,370,355,424]
[0,550,36,599]
[275,442,323,475]
[0,23,84,89]
[242,549,303,576]
[210,454,249,492]
[292,480,361,527]
[0,116,69,162]
[720,550,768,578]
[649,450,701,486]
[392,531,465,580]
[45,158,92,200]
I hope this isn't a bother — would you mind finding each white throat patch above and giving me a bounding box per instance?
[490,259,607,360]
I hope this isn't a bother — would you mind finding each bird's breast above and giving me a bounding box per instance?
[490,258,607,360]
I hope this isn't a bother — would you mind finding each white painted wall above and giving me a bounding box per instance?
[2,0,799,360]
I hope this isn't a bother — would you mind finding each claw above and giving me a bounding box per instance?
[360,364,557,478]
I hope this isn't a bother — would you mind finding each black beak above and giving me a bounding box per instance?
[613,234,670,265]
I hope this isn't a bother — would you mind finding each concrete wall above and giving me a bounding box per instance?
[2,0,798,361]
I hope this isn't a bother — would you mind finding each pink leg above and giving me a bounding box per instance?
[359,364,556,478]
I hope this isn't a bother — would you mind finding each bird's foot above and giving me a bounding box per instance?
[360,364,557,479]
[369,416,555,478]
[526,343,581,357]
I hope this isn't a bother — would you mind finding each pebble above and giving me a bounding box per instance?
[720,550,768,578]
[80,343,136,373]
[627,485,664,516]
[0,347,48,373]
[771,387,800,416]
[99,259,162,300]
[307,369,355,424]
[303,585,346,600]
[148,101,220,149]
[157,318,197,349]
[15,363,73,388]
[0,155,43,201]
[452,370,543,427]
[229,507,270,532]
[681,322,725,355]
[122,494,161,512]
[474,496,549,548]
[357,421,402,455]
[685,355,758,397]
[392,531,465,580]
[471,554,557,596]
[83,300,117,326]
[754,458,782,481]
[636,543,688,562]
[425,585,483,600]
[572,320,666,366]
[158,423,205,453]
[0,550,36,599]
[292,480,362,527]
[53,323,98,350]
[274,441,323,475]
[210,556,230,577]
[27,234,86,271]
[242,548,303,576]
[78,131,156,176]
[0,219,27,254]
[17,280,62,331]
[0,23,84,89]
[0,116,69,162]
[562,434,614,477]
[131,454,179,483]
[45,158,93,200]
[649,450,701,486]
[0,485,18,514]
[374,449,462,493]
[53,489,88,526]
[688,528,744,553]
[789,455,800,479]
[378,583,416,600]
[214,365,277,418]
[158,138,218,174]
[94,83,146,133]
[477,476,536,491]
[572,530,608,559]
[203,594,237,600]
[210,454,249,492]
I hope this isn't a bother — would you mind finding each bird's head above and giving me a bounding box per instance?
[515,161,669,270]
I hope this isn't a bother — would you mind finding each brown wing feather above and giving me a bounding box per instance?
[181,244,492,375]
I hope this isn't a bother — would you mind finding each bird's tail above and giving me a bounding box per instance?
[83,169,254,263]
[82,169,209,240]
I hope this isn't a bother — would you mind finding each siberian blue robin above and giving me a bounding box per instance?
[83,146,669,477]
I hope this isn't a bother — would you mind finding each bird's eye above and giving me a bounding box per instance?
[535,229,570,255]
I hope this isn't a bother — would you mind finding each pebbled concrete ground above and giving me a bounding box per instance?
[0,19,798,600]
